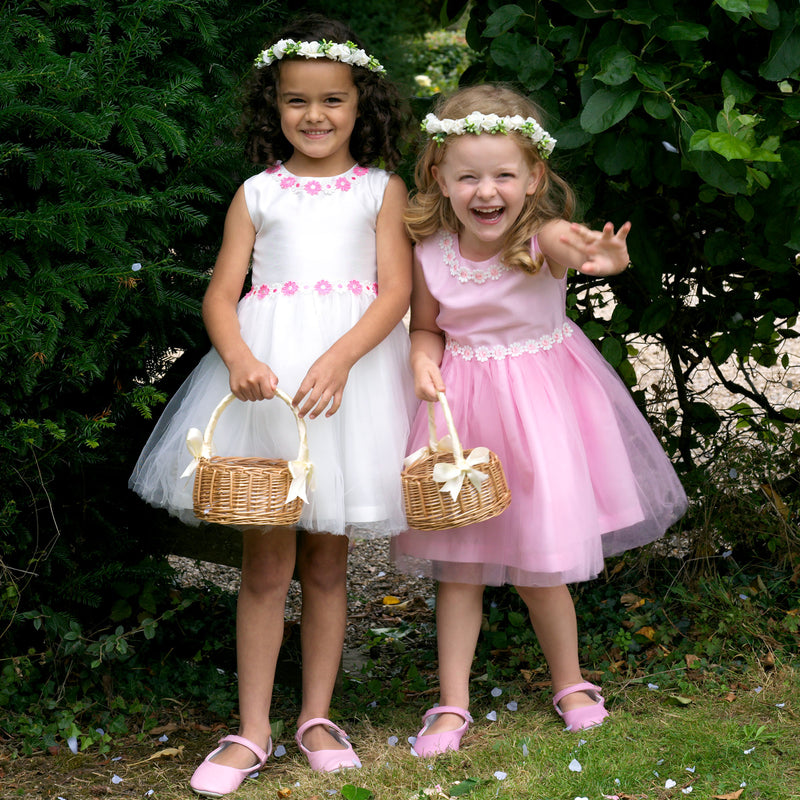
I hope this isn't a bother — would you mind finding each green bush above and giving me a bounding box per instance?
[0,0,281,645]
[451,0,800,468]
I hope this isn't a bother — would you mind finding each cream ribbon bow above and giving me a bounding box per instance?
[402,434,455,470]
[286,457,313,504]
[181,427,207,479]
[432,446,490,502]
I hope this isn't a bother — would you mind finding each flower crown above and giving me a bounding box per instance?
[422,112,556,159]
[255,38,386,74]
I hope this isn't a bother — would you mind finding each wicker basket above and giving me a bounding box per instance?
[402,391,511,531]
[187,390,312,526]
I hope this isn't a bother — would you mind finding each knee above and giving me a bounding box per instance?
[240,538,295,597]
[297,536,347,594]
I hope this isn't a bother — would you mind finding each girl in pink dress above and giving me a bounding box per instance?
[391,84,686,755]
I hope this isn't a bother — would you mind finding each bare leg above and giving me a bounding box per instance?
[516,583,596,712]
[295,531,350,752]
[208,525,297,769]
[422,581,485,735]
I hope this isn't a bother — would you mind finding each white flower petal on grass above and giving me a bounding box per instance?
[388,736,399,746]
[67,736,79,754]
[491,687,503,697]
[741,782,747,788]
[96,728,105,735]
[486,710,497,721]
[146,792,154,797]
[569,758,582,772]
[776,702,785,708]
[377,571,386,577]
[522,743,529,757]
[494,771,507,780]
[111,775,123,784]
[665,779,677,789]
[507,701,518,711]
[657,758,665,765]
[112,756,122,762]
[744,747,755,754]
[682,788,693,795]
[754,686,763,693]
[158,734,169,743]
[131,263,142,271]
[686,766,696,773]
[648,683,660,690]
[575,797,590,800]
[274,744,286,757]
[615,778,621,785]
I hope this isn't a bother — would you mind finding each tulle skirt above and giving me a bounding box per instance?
[391,326,687,586]
[130,292,417,538]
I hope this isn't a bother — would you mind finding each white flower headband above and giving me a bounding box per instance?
[255,38,386,74]
[422,112,556,159]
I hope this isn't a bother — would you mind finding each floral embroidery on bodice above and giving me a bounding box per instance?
[244,279,378,300]
[264,162,370,196]
[439,231,512,284]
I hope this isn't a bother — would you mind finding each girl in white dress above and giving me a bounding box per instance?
[129,15,415,796]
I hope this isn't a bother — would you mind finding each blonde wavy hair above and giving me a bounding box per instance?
[405,84,575,274]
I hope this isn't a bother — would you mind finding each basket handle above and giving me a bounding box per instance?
[182,390,313,505]
[406,391,491,502]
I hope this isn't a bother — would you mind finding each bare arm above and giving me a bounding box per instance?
[293,173,413,418]
[408,251,446,402]
[202,185,279,402]
[538,218,632,279]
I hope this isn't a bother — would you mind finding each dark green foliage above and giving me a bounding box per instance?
[0,0,278,642]
[449,0,800,466]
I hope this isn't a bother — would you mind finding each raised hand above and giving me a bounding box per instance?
[559,220,632,276]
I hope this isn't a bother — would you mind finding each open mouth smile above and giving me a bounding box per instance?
[471,206,505,223]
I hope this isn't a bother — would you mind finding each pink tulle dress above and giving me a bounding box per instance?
[391,230,687,587]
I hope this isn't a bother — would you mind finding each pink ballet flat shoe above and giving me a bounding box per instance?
[189,734,271,798]
[553,682,609,731]
[295,718,362,773]
[412,706,473,758]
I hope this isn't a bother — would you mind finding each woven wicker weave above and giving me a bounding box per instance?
[190,390,311,526]
[402,392,511,531]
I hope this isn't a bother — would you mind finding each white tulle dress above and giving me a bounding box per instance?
[129,163,416,538]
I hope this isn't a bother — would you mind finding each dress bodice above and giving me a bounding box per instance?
[417,231,570,355]
[243,163,390,288]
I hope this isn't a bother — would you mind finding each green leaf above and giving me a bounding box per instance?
[449,778,484,796]
[735,195,754,221]
[594,131,637,174]
[643,94,672,119]
[640,298,675,335]
[721,69,757,103]
[613,8,660,25]
[707,132,752,160]
[634,63,669,91]
[341,786,373,800]
[552,117,592,149]
[595,46,636,86]
[711,334,737,364]
[759,16,800,80]
[715,0,768,15]
[601,336,624,367]
[580,87,641,134]
[657,22,709,41]
[484,4,526,37]
[688,402,722,436]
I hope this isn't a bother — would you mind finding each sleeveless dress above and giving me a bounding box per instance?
[130,163,416,538]
[391,231,687,586]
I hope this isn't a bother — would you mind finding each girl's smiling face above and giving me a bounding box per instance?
[277,59,359,177]
[432,134,542,261]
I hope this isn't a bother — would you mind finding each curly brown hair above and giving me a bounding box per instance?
[404,84,575,274]
[238,14,405,170]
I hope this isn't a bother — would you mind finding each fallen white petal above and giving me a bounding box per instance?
[486,710,497,721]
[67,736,79,754]
[522,743,529,757]
[648,683,660,690]
[682,788,693,795]
[408,736,417,745]
[569,758,582,772]
[754,686,763,693]
[615,778,621,784]
[111,775,123,784]
[146,792,154,798]
[665,779,677,789]
[491,687,502,697]
[506,701,518,711]
[95,728,105,736]
[686,766,696,773]
[274,744,286,757]
[578,738,587,746]
[741,782,747,788]
[388,736,399,746]
[744,747,755,754]
[657,758,665,765]
[776,702,785,708]
[494,771,507,780]
[377,571,386,577]
[158,734,169,743]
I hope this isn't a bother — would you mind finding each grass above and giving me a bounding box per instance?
[2,662,797,799]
